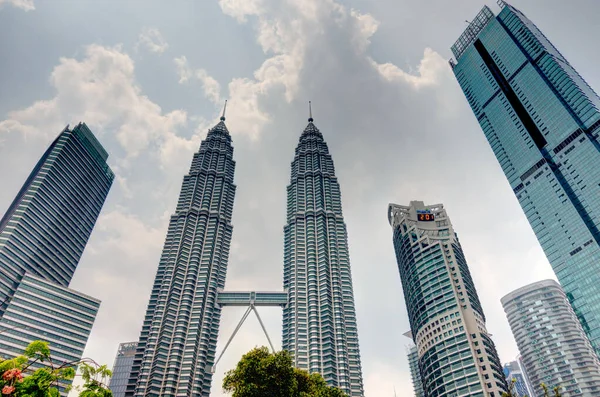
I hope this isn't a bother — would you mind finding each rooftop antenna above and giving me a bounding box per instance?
[220,100,227,121]
[308,101,313,122]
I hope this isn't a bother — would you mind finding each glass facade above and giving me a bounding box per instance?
[0,123,113,312]
[109,342,138,397]
[282,117,364,396]
[0,122,112,395]
[408,344,425,397]
[0,272,100,395]
[126,118,236,397]
[451,3,600,355]
[388,201,506,397]
[501,280,600,396]
[503,360,534,397]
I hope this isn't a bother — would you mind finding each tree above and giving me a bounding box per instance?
[0,340,112,396]
[223,347,348,397]
[502,378,562,397]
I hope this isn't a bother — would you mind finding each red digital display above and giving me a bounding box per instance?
[418,213,435,222]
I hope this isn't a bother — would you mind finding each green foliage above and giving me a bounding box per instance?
[74,363,113,397]
[0,340,112,397]
[501,378,562,397]
[223,346,347,397]
[24,341,51,362]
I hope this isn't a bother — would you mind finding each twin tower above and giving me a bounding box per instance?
[124,106,365,397]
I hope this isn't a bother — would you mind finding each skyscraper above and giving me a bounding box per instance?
[0,122,113,394]
[0,123,113,311]
[407,344,425,397]
[282,109,364,396]
[503,360,534,397]
[388,201,507,396]
[109,342,138,397]
[450,2,600,354]
[126,114,236,397]
[502,280,600,397]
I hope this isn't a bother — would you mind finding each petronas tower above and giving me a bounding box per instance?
[282,109,364,396]
[124,105,364,397]
[126,114,236,397]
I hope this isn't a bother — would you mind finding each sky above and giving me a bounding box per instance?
[1,0,600,395]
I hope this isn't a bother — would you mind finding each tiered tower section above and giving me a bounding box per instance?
[126,118,236,397]
[282,115,364,396]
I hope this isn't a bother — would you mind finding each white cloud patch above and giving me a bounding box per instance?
[174,56,221,103]
[0,0,34,11]
[210,0,449,140]
[136,27,169,54]
[0,44,192,168]
[370,47,449,89]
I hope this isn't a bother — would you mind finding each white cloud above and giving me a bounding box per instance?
[218,0,263,23]
[174,56,221,103]
[212,0,450,140]
[0,0,34,11]
[0,44,190,167]
[93,210,164,263]
[136,27,169,54]
[370,47,449,89]
[350,9,380,53]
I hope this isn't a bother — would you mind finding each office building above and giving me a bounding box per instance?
[450,2,600,354]
[0,272,99,393]
[0,122,113,310]
[388,201,506,396]
[109,342,138,397]
[282,109,364,396]
[126,114,237,396]
[503,360,534,397]
[0,122,112,394]
[407,344,425,397]
[502,280,600,397]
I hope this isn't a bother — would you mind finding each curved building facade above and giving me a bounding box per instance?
[282,116,364,396]
[502,280,600,397]
[388,201,506,397]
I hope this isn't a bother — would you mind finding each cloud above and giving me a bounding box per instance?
[0,44,191,167]
[0,0,34,11]
[174,56,221,103]
[136,27,169,54]
[370,47,449,89]
[211,0,449,140]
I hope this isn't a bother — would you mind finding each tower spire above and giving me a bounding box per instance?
[308,101,313,122]
[220,100,227,121]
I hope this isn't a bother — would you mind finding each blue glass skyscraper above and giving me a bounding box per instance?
[0,122,113,394]
[451,2,600,354]
[0,123,114,307]
[282,110,364,396]
[126,115,236,397]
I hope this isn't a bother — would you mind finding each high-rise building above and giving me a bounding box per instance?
[0,273,100,394]
[450,2,600,354]
[388,201,507,396]
[503,360,534,397]
[407,344,425,397]
[126,115,237,397]
[109,342,138,397]
[517,356,534,395]
[282,110,364,396]
[0,123,113,311]
[502,280,600,397]
[0,122,113,394]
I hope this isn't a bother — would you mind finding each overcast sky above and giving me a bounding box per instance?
[1,0,600,395]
